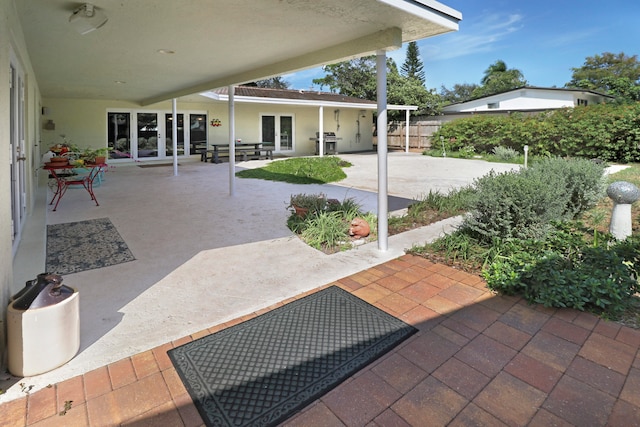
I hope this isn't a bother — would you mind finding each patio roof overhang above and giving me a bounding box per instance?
[199,91,419,112]
[16,0,461,105]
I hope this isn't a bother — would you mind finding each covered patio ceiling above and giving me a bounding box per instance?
[16,0,461,105]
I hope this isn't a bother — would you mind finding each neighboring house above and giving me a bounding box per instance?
[442,86,614,116]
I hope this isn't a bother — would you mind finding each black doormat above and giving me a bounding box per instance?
[46,218,135,275]
[168,286,417,427]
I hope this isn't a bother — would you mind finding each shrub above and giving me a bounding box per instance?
[532,157,606,218]
[483,226,640,317]
[463,168,567,242]
[431,103,640,163]
[491,146,520,162]
[287,195,369,252]
[288,193,328,215]
[463,158,606,243]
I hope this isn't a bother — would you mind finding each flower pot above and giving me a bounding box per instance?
[293,205,309,217]
[46,157,69,167]
[94,156,106,165]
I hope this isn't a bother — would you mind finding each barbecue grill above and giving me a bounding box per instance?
[310,132,340,154]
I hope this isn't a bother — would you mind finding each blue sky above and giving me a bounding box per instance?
[285,0,640,92]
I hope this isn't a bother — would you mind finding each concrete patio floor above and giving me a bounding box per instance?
[4,152,639,425]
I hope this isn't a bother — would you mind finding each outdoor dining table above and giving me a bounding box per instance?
[202,142,271,163]
[44,163,106,211]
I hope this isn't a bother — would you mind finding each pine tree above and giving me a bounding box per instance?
[400,41,425,84]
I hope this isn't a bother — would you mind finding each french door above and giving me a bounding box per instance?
[10,58,27,254]
[109,111,206,160]
[136,112,161,159]
[260,114,293,152]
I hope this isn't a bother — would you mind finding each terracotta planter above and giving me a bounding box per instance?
[293,205,309,217]
[94,156,106,165]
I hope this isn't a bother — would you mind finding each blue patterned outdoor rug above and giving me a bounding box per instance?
[46,218,135,275]
[168,286,417,427]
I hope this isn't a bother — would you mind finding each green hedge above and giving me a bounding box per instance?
[434,103,640,163]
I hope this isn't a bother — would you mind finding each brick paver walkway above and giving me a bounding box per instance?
[2,255,640,426]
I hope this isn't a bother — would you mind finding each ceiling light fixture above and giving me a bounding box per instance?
[69,3,108,35]
[157,49,175,55]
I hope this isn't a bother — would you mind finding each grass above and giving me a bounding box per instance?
[236,156,351,184]
[388,186,476,234]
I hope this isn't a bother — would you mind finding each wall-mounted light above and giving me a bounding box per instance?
[69,3,108,35]
[43,120,56,130]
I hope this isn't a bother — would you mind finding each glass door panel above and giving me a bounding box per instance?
[137,113,159,158]
[108,112,131,159]
[280,116,292,150]
[261,115,275,147]
[165,113,184,156]
[189,114,207,155]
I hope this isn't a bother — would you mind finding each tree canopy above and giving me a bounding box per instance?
[471,60,527,98]
[439,83,479,104]
[243,77,290,89]
[566,52,640,102]
[313,55,441,117]
[400,41,426,84]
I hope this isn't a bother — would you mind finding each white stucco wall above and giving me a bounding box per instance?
[1,0,44,371]
[442,88,609,113]
[41,98,374,160]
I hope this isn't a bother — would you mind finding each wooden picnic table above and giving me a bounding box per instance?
[201,142,273,163]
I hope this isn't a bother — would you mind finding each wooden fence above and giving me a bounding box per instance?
[373,120,443,150]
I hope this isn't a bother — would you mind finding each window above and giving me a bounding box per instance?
[577,98,588,106]
[487,102,500,109]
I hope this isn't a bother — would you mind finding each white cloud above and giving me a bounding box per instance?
[421,12,523,60]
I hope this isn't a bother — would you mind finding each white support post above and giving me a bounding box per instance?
[228,85,236,196]
[172,98,178,176]
[318,106,324,157]
[377,51,388,251]
[405,109,410,153]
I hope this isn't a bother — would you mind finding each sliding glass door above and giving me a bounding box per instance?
[108,110,207,160]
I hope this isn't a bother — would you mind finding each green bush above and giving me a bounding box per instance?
[463,158,605,243]
[491,146,520,162]
[533,157,606,218]
[287,195,370,252]
[463,168,567,242]
[432,103,640,163]
[483,226,640,317]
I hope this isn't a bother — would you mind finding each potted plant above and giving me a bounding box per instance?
[81,147,109,165]
[288,193,328,217]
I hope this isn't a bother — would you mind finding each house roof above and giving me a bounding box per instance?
[16,0,461,106]
[202,87,418,110]
[442,86,614,109]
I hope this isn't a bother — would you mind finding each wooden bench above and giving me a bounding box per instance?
[201,146,273,163]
